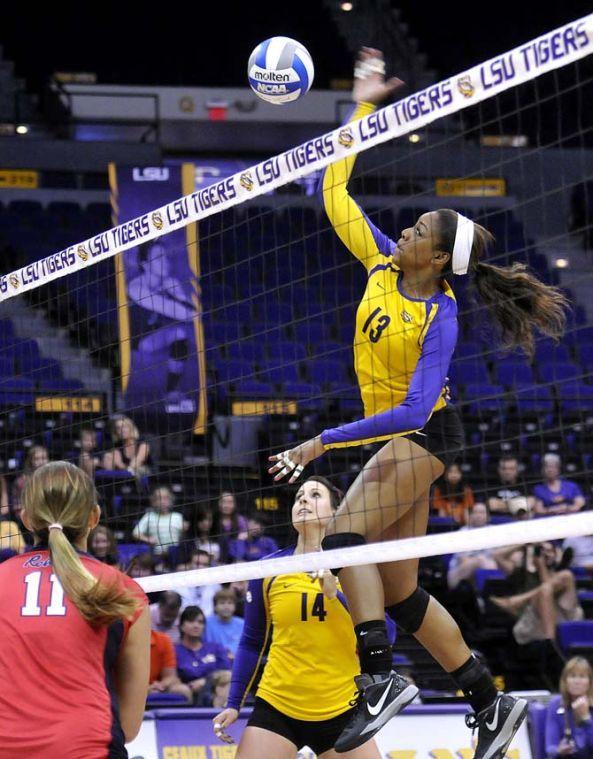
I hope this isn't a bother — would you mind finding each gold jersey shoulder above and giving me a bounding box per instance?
[355,262,454,418]
[256,572,359,721]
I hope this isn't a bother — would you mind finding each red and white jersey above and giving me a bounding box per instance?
[0,547,147,759]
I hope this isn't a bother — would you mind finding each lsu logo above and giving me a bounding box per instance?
[77,245,89,261]
[132,167,169,182]
[9,274,19,289]
[151,211,164,230]
[457,75,475,98]
[338,127,354,148]
[240,172,254,191]
[401,310,414,323]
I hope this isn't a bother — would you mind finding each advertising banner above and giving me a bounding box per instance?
[126,706,533,759]
[109,163,207,433]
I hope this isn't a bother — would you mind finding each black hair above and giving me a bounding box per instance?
[436,208,569,358]
[158,590,182,609]
[179,605,205,626]
[300,476,343,510]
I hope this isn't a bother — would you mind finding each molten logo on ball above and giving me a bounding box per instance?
[248,36,314,105]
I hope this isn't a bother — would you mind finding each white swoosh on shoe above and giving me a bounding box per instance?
[367,679,393,716]
[485,698,501,731]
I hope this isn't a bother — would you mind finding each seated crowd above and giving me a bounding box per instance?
[0,416,591,719]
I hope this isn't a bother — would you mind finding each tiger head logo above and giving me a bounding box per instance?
[240,172,254,191]
[77,245,89,261]
[9,274,19,289]
[401,310,414,324]
[151,211,164,230]
[338,127,354,148]
[457,75,475,98]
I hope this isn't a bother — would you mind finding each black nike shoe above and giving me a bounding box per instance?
[334,671,418,753]
[465,692,529,759]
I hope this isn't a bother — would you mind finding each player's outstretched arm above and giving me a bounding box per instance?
[319,49,403,271]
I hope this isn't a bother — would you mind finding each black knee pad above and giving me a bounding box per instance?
[389,586,430,634]
[321,533,366,576]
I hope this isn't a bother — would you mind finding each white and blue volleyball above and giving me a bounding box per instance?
[248,37,314,105]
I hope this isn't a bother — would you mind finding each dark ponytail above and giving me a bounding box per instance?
[436,209,570,358]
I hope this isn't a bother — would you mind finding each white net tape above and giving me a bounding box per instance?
[137,511,593,592]
[0,14,591,300]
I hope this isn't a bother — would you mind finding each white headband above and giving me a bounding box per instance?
[452,213,475,275]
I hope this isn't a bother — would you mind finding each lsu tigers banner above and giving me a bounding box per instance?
[109,163,207,434]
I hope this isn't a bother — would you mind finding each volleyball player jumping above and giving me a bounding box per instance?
[269,48,568,758]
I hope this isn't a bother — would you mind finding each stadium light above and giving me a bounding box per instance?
[340,2,353,10]
[554,258,569,268]
[15,125,28,135]
[409,133,421,143]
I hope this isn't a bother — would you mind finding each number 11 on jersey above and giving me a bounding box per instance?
[22,571,67,617]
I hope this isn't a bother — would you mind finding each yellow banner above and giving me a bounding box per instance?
[435,178,506,197]
[0,170,39,189]
[232,400,297,416]
[35,396,103,413]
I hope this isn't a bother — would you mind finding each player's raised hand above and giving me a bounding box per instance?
[268,436,325,483]
[213,708,238,744]
[353,47,404,106]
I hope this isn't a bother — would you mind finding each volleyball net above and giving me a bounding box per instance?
[0,13,592,609]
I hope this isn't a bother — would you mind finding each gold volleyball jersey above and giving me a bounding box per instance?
[257,571,358,720]
[227,552,360,722]
[320,102,458,448]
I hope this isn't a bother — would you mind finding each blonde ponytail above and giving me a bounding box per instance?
[23,462,140,626]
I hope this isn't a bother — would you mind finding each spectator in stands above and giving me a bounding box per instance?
[195,507,221,563]
[562,535,593,569]
[149,629,192,703]
[132,486,188,556]
[150,591,183,644]
[77,427,102,479]
[491,542,583,649]
[446,502,498,638]
[209,670,232,710]
[545,656,593,758]
[88,525,119,566]
[0,515,25,554]
[487,455,534,514]
[212,491,248,562]
[204,588,244,658]
[432,463,475,525]
[172,548,219,617]
[102,415,151,476]
[11,445,49,513]
[447,503,498,591]
[0,474,9,517]
[228,512,279,562]
[175,606,231,705]
[533,454,586,516]
[127,552,156,578]
[228,578,248,618]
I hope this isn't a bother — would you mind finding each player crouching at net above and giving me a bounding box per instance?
[212,476,381,759]
[269,48,569,758]
[0,461,150,759]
